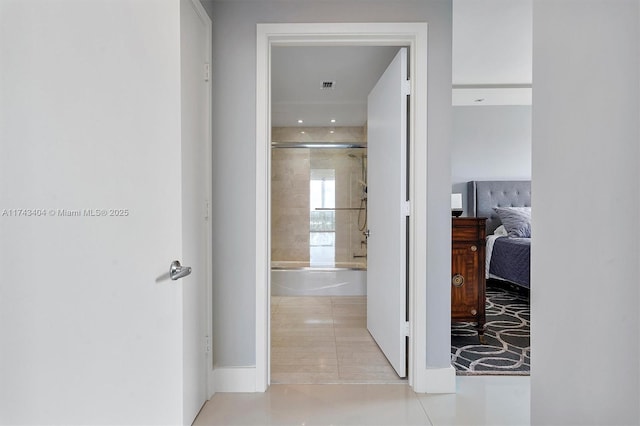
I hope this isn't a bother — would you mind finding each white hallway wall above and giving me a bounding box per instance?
[531,0,640,424]
[453,0,532,85]
[451,105,532,210]
[201,0,453,373]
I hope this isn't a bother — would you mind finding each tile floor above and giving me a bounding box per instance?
[270,296,404,384]
[194,295,530,425]
[193,376,531,425]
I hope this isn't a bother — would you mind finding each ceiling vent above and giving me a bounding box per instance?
[321,81,336,90]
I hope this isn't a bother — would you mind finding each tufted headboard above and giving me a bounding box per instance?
[467,180,531,235]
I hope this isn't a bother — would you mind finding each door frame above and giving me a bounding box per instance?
[255,22,429,392]
[180,0,214,415]
[184,0,215,401]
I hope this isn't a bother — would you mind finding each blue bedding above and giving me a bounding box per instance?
[490,237,531,288]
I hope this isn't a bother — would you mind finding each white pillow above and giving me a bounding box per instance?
[494,206,532,238]
[493,225,508,236]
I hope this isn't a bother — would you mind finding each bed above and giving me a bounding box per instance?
[468,180,531,289]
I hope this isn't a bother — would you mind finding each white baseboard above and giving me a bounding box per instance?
[413,365,456,394]
[211,367,257,393]
[210,365,454,394]
[207,368,216,398]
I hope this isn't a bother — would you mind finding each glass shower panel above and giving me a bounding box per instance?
[270,145,367,269]
[309,169,336,267]
[310,148,367,269]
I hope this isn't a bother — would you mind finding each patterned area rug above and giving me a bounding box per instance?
[451,284,530,375]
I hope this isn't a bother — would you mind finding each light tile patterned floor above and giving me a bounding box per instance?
[271,296,405,384]
[193,376,531,426]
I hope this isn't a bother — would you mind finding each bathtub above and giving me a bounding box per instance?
[271,261,366,296]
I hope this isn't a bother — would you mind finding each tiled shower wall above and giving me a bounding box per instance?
[271,148,311,263]
[271,127,367,267]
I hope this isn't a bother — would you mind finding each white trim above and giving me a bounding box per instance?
[255,23,271,393]
[212,367,257,393]
[415,366,457,394]
[207,367,215,398]
[406,23,431,394]
[256,22,435,393]
[187,0,215,402]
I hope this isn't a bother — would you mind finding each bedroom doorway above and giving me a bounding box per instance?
[449,0,532,377]
[255,23,431,392]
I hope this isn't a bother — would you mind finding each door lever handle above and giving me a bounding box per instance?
[170,260,192,281]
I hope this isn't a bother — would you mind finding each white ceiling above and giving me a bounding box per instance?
[270,0,533,124]
[452,0,532,105]
[271,46,400,127]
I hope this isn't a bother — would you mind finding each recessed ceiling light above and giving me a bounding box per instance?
[300,131,305,134]
[329,130,335,134]
[297,119,303,124]
[330,119,336,123]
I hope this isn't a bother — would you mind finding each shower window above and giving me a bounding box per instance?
[309,169,336,267]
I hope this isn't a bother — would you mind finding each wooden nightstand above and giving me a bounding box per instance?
[451,217,487,343]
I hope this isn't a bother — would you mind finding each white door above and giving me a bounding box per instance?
[180,0,210,423]
[366,48,409,377]
[0,1,209,423]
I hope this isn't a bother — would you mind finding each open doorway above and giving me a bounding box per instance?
[449,0,532,376]
[269,45,405,384]
[255,23,432,392]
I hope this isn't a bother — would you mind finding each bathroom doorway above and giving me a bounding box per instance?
[270,143,394,384]
[268,45,405,384]
[255,23,431,392]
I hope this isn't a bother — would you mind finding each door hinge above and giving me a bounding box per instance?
[204,200,210,221]
[403,200,411,217]
[404,321,410,337]
[403,79,411,96]
[204,63,211,82]
[205,336,211,353]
